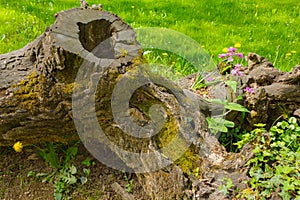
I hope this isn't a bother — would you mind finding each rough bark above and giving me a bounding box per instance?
[242,53,300,128]
[204,53,300,131]
[1,7,299,200]
[0,8,140,146]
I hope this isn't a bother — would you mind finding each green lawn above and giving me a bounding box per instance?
[0,0,299,71]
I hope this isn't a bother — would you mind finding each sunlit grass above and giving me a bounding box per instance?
[143,50,197,81]
[0,0,299,71]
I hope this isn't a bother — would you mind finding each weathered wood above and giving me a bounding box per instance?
[213,53,300,130]
[1,7,299,200]
[0,8,141,146]
[244,53,300,127]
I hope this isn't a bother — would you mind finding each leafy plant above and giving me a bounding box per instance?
[206,98,250,113]
[205,98,249,134]
[54,164,77,200]
[219,178,234,196]
[81,157,91,167]
[32,143,92,200]
[225,80,237,93]
[206,117,235,133]
[122,170,134,193]
[38,143,61,169]
[201,47,252,151]
[236,117,300,199]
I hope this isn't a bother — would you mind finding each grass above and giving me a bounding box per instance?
[0,0,299,71]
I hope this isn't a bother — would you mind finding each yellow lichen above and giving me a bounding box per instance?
[174,145,201,175]
[119,48,129,57]
[10,71,40,111]
[62,82,75,95]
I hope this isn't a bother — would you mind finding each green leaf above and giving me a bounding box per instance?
[54,193,62,200]
[39,171,56,183]
[261,188,272,197]
[206,117,235,133]
[205,98,227,105]
[64,146,78,164]
[223,119,235,128]
[289,124,295,130]
[62,174,77,185]
[264,165,274,178]
[69,165,77,175]
[205,99,249,113]
[68,176,77,184]
[263,150,272,157]
[279,190,292,199]
[250,168,264,180]
[219,185,229,195]
[27,171,35,177]
[38,143,61,169]
[269,175,281,186]
[83,168,91,176]
[278,121,289,129]
[288,117,297,124]
[226,178,233,188]
[81,157,91,167]
[282,181,295,191]
[237,95,243,100]
[276,165,293,175]
[225,80,237,93]
[224,102,250,113]
[254,123,266,128]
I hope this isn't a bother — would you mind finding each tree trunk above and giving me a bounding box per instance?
[0,8,141,146]
[1,7,299,199]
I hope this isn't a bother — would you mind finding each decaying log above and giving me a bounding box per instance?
[1,7,299,199]
[244,53,300,127]
[210,53,300,130]
[0,8,140,146]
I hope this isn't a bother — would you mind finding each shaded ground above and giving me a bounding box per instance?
[0,143,148,200]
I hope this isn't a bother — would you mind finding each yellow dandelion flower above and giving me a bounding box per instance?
[171,61,175,65]
[222,48,228,53]
[162,52,168,56]
[291,50,296,54]
[13,141,23,152]
[131,6,135,9]
[255,4,259,8]
[234,43,241,48]
[201,45,205,48]
[286,53,292,56]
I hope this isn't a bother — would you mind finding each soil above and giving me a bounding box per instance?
[0,143,149,200]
